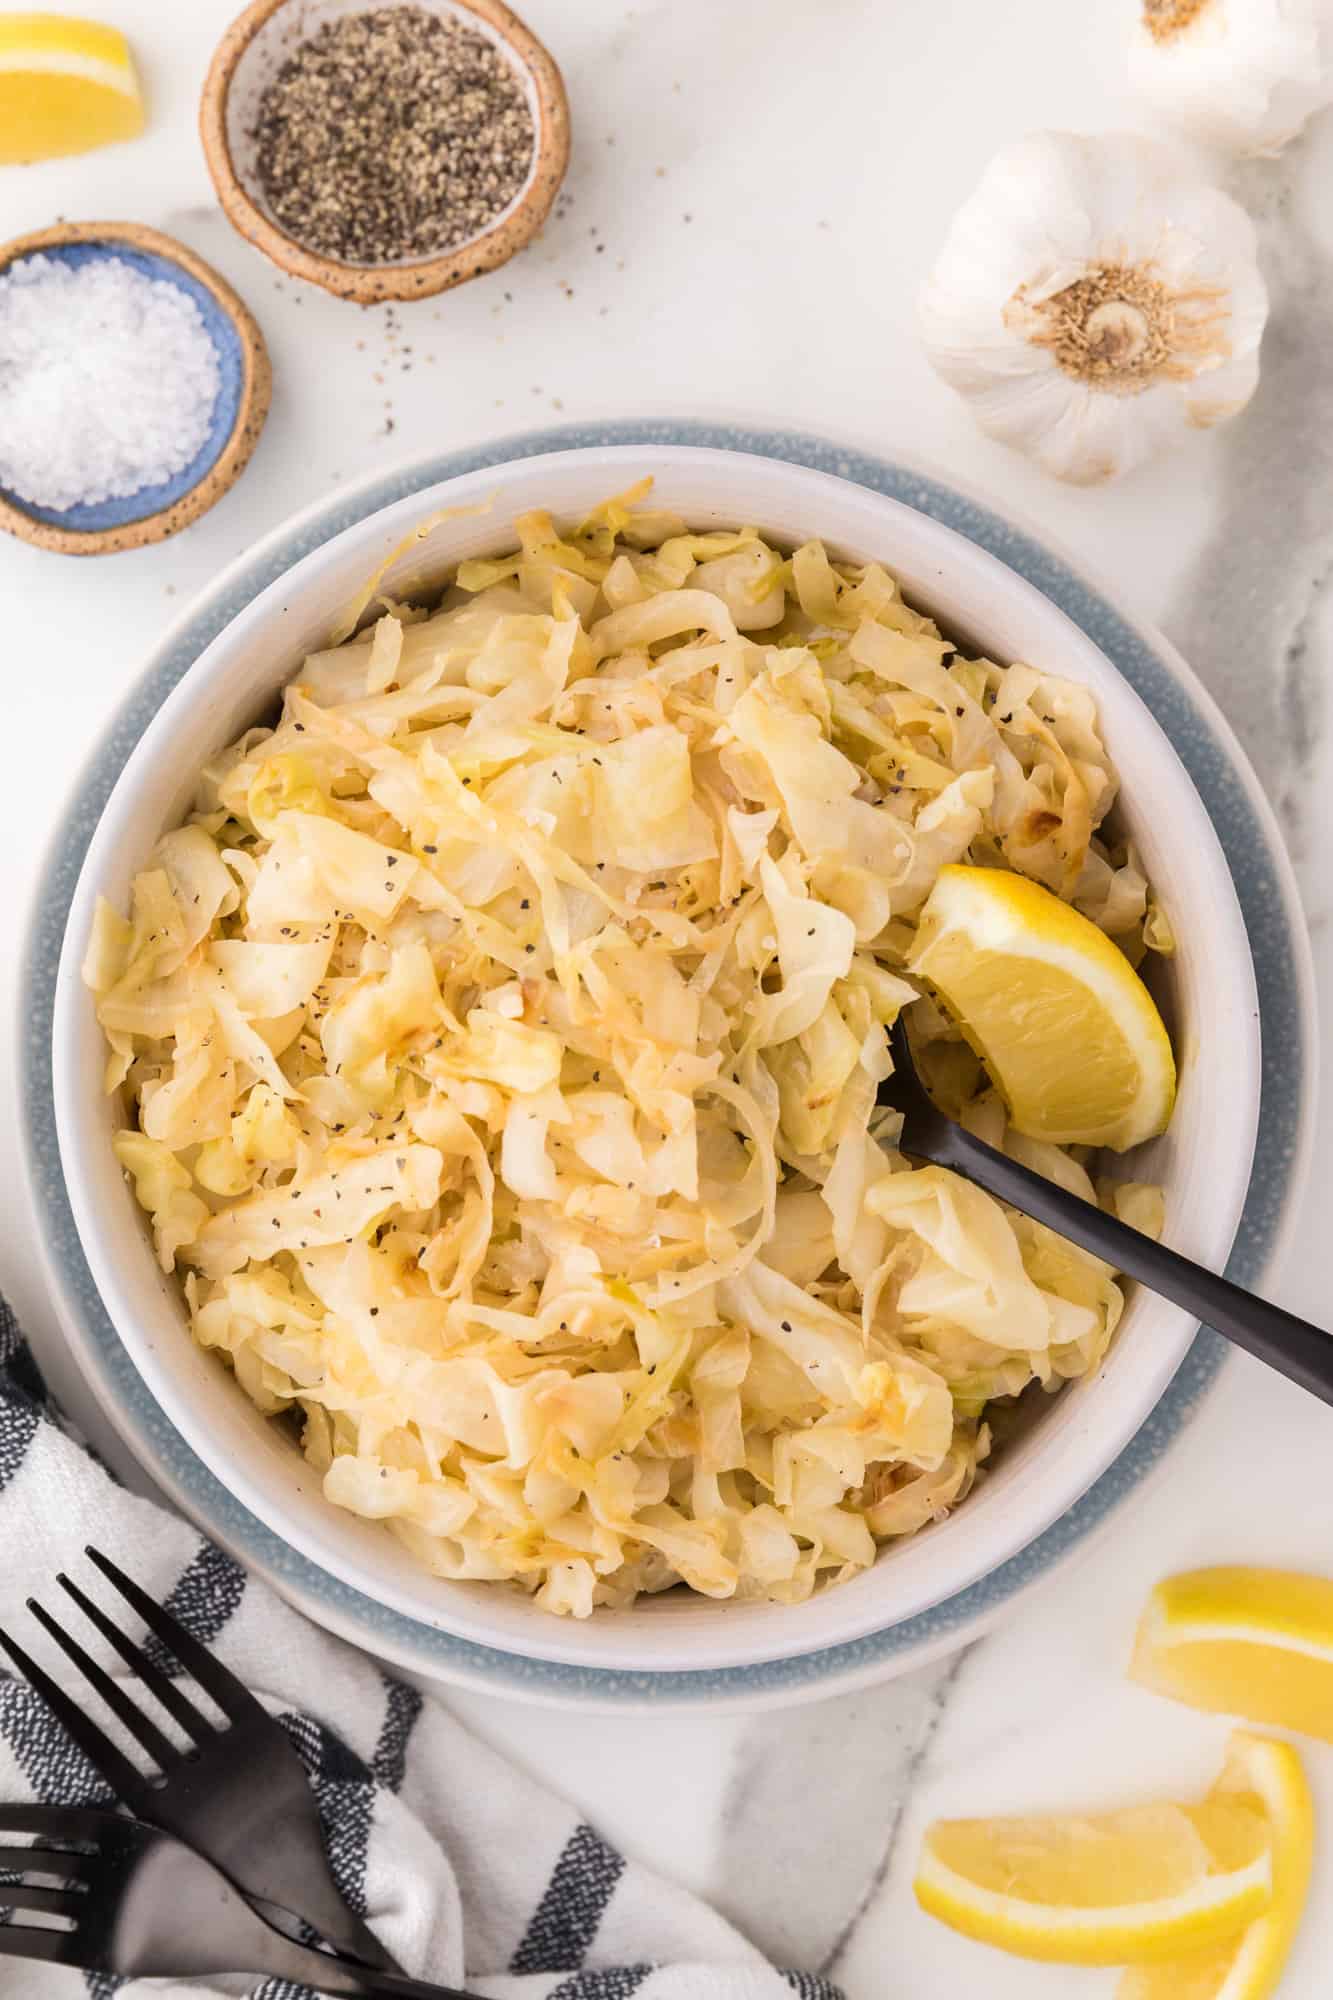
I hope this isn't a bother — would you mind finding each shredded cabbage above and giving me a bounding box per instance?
[91,487,1168,1616]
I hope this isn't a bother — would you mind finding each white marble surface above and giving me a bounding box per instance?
[2,3,1332,1994]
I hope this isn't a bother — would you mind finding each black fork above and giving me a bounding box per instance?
[882,1015,1333,1405]
[0,1546,398,1970]
[0,1802,477,1994]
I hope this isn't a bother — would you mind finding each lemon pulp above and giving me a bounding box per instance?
[1132,1566,1333,1742]
[915,1798,1271,1964]
[910,864,1175,1150]
[0,13,144,164]
[1119,1733,1313,2000]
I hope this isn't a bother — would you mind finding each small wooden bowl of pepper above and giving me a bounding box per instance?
[201,0,570,304]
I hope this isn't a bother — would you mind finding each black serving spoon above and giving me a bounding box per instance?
[881,1016,1333,1406]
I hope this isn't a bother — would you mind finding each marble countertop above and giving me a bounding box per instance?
[2,3,1331,1994]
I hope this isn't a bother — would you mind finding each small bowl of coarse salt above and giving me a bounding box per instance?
[200,0,569,304]
[0,220,271,557]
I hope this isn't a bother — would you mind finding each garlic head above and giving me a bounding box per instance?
[918,132,1269,486]
[1129,0,1333,156]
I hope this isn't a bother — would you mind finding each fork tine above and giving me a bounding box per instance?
[0,1805,107,1846]
[54,1575,216,1745]
[84,1547,265,1727]
[0,1846,98,1883]
[0,1627,141,1801]
[0,1923,83,1965]
[27,1599,180,1771]
[0,1881,84,1919]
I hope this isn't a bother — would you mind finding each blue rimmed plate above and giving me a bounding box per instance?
[18,421,1316,1710]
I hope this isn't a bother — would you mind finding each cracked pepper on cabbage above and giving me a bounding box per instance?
[85,484,1170,1617]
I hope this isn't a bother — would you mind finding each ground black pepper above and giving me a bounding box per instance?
[252,6,536,265]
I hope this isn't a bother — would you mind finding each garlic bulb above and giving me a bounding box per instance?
[1129,0,1333,156]
[918,133,1269,486]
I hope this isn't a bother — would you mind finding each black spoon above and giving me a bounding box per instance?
[880,1015,1333,1406]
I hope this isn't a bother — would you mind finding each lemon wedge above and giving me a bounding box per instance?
[914,1799,1271,1964]
[1119,1733,1313,2000]
[0,13,144,164]
[1132,1566,1333,1740]
[909,864,1176,1150]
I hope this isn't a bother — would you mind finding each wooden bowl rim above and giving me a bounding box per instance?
[199,0,571,303]
[0,219,272,557]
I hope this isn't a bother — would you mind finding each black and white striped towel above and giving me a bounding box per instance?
[0,1302,846,2000]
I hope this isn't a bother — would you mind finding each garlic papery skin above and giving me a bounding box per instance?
[917,133,1269,486]
[1129,0,1333,156]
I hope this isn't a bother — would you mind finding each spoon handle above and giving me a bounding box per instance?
[924,1121,1333,1405]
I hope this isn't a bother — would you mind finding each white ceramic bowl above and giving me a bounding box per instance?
[53,444,1261,1677]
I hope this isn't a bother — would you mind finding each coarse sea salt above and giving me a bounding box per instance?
[0,253,222,512]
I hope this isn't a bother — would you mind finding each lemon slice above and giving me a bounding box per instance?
[1119,1733,1313,2000]
[909,864,1176,1150]
[914,1799,1271,1964]
[1132,1566,1333,1740]
[0,13,144,164]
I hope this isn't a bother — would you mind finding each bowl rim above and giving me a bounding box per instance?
[27,423,1314,1707]
[0,220,272,558]
[199,0,572,304]
[51,441,1264,1668]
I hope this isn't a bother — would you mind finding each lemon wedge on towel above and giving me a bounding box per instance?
[0,14,144,164]
[1118,1732,1313,2000]
[914,1798,1272,1964]
[910,864,1176,1150]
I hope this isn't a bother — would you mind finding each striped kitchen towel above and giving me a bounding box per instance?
[0,1301,845,2000]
